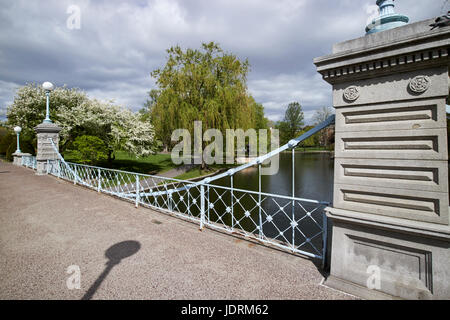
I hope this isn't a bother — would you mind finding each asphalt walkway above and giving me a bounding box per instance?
[0,161,353,300]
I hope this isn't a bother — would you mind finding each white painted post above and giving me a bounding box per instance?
[292,148,295,252]
[135,174,140,208]
[200,184,205,230]
[97,168,101,192]
[231,175,234,231]
[258,163,262,239]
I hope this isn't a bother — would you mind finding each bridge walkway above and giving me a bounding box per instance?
[0,162,354,300]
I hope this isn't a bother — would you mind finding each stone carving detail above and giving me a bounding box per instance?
[343,86,360,101]
[409,75,430,93]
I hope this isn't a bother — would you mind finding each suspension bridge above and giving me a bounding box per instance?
[0,116,357,299]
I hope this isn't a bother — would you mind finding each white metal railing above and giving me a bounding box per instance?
[44,158,329,260]
[20,116,335,264]
[21,155,37,169]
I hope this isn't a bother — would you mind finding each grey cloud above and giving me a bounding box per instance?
[0,0,446,122]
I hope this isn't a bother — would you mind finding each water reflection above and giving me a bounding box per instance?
[203,152,334,256]
[214,152,334,203]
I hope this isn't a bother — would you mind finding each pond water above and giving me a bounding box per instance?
[213,152,334,203]
[204,152,335,256]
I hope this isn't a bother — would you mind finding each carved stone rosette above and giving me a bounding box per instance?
[343,86,360,101]
[409,75,431,93]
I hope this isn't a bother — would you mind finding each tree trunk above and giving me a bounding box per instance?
[107,149,115,163]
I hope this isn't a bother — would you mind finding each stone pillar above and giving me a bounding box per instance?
[34,122,62,175]
[314,20,450,299]
[12,152,31,166]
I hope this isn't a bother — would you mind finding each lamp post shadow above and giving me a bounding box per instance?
[81,240,141,300]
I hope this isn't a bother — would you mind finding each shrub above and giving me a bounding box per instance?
[71,135,108,165]
[0,130,35,161]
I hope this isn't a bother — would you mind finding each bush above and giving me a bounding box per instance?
[71,135,108,165]
[0,130,35,161]
[0,131,13,155]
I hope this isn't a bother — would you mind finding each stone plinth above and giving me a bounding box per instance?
[314,19,450,299]
[12,152,31,166]
[34,122,61,175]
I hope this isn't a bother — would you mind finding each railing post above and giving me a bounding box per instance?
[206,185,210,224]
[187,187,190,216]
[231,174,234,231]
[74,165,77,185]
[258,163,263,239]
[292,148,295,252]
[135,174,140,208]
[97,168,101,192]
[57,160,61,179]
[46,160,49,174]
[200,184,205,230]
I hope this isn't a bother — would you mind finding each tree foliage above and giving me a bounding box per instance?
[298,126,319,148]
[6,83,156,159]
[147,42,268,152]
[6,83,88,139]
[0,127,35,161]
[71,135,108,164]
[312,106,334,125]
[57,98,156,159]
[313,106,335,147]
[275,102,304,146]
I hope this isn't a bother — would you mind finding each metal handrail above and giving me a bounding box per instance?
[20,116,336,264]
[200,115,335,184]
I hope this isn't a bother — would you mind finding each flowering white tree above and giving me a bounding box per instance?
[7,83,156,158]
[6,83,88,138]
[57,99,156,158]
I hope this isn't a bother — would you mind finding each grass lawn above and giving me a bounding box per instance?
[64,150,178,175]
[64,150,240,181]
[174,163,236,181]
[174,168,217,180]
[292,146,333,152]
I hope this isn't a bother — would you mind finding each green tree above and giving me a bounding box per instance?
[0,129,35,161]
[298,126,319,149]
[275,102,304,145]
[71,135,108,165]
[149,42,265,165]
[6,84,156,160]
[6,83,88,139]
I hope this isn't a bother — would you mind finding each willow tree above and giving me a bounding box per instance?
[150,42,261,165]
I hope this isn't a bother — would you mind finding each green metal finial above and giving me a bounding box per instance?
[366,0,409,34]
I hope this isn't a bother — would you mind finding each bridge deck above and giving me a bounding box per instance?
[0,161,353,300]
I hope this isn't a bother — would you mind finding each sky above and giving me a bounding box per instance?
[0,0,448,124]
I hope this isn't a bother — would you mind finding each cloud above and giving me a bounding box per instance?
[249,72,331,123]
[0,0,445,123]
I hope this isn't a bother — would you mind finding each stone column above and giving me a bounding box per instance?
[34,122,62,175]
[314,20,450,299]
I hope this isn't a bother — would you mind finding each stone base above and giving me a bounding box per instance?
[12,153,31,166]
[36,160,48,175]
[324,275,400,300]
[326,207,450,300]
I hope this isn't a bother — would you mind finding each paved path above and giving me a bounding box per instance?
[0,162,354,300]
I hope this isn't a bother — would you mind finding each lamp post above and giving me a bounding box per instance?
[42,81,54,123]
[14,126,22,153]
[365,0,409,34]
